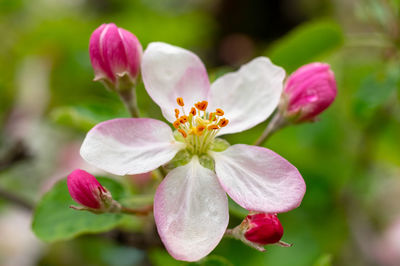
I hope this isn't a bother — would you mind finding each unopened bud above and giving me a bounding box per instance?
[89,23,142,91]
[281,63,337,123]
[67,169,116,212]
[244,213,284,245]
[226,212,291,251]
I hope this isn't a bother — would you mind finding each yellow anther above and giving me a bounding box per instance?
[216,108,224,116]
[195,125,206,136]
[178,129,187,138]
[219,118,229,127]
[175,109,180,118]
[173,120,181,129]
[177,97,184,107]
[195,101,208,111]
[171,98,229,153]
[179,115,188,124]
[209,112,217,121]
[208,124,219,130]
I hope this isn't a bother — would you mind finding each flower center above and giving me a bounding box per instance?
[172,97,229,155]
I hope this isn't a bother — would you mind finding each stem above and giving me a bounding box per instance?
[254,112,287,146]
[121,205,153,216]
[224,228,235,238]
[119,89,140,118]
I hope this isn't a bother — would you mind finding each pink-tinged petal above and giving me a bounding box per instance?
[211,144,306,213]
[89,24,114,81]
[142,42,210,122]
[80,118,185,175]
[101,23,129,77]
[154,157,229,261]
[118,27,142,79]
[208,57,285,135]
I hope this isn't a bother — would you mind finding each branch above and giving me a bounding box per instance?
[0,141,31,172]
[121,204,153,216]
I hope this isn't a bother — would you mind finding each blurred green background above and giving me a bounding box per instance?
[0,0,400,265]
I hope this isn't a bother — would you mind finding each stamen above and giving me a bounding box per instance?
[176,97,185,107]
[178,129,187,138]
[209,112,217,121]
[173,120,181,129]
[195,101,208,111]
[195,125,206,136]
[172,97,229,155]
[216,108,224,116]
[208,124,219,130]
[179,115,188,124]
[219,118,229,127]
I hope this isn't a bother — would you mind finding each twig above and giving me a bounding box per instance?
[0,141,31,172]
[121,205,153,216]
[103,225,163,250]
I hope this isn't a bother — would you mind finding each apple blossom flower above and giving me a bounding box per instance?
[89,23,142,90]
[280,62,337,122]
[67,169,112,211]
[80,42,306,261]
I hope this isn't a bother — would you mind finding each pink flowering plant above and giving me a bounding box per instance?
[32,23,337,262]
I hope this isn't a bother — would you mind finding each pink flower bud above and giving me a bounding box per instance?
[67,169,110,209]
[89,23,142,87]
[244,213,284,245]
[281,62,337,122]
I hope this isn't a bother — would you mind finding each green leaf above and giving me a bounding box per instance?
[313,254,333,266]
[50,103,128,132]
[148,248,233,266]
[228,198,248,219]
[266,20,343,72]
[192,255,233,266]
[32,177,128,242]
[148,248,186,266]
[353,65,400,120]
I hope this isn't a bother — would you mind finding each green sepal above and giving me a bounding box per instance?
[164,149,192,170]
[173,129,185,143]
[199,154,215,171]
[210,138,230,152]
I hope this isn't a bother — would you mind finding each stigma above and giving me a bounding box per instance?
[172,97,229,154]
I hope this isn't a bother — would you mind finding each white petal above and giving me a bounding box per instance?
[154,157,229,261]
[142,42,210,122]
[208,57,285,135]
[80,118,184,175]
[211,144,306,213]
